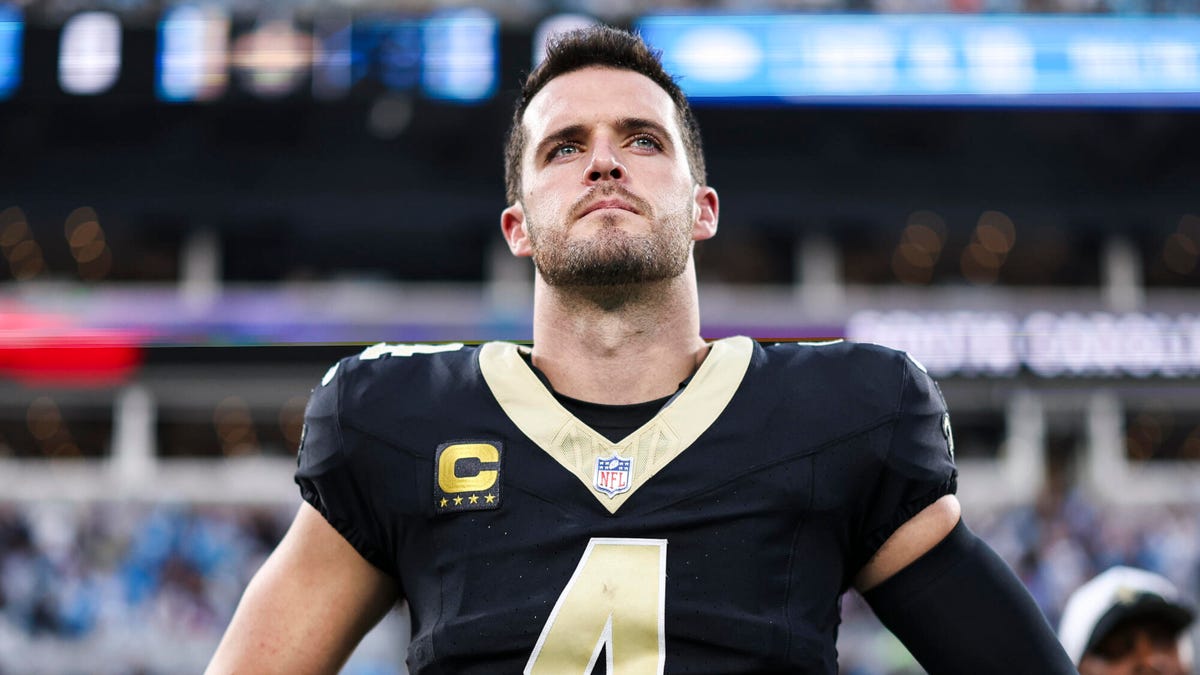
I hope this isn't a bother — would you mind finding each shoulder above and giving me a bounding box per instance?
[300,342,480,459]
[325,341,476,388]
[761,338,915,369]
[316,342,478,411]
[757,339,934,414]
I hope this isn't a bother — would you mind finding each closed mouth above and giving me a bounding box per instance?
[580,199,639,217]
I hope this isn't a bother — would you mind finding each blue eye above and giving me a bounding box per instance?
[631,135,661,150]
[551,144,580,158]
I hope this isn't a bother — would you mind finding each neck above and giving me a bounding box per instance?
[529,262,709,405]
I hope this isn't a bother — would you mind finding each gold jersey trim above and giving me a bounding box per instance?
[478,336,754,514]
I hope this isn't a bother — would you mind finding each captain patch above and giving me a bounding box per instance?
[435,441,503,514]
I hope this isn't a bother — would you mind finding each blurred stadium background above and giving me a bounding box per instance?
[1,0,1199,672]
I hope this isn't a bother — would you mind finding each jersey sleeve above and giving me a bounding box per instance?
[856,352,958,571]
[294,358,401,578]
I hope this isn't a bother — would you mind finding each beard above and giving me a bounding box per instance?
[527,188,694,289]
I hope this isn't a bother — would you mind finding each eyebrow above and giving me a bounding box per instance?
[533,117,675,160]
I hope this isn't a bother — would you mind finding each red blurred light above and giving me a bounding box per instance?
[0,307,145,386]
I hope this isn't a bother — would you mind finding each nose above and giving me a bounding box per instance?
[583,139,627,184]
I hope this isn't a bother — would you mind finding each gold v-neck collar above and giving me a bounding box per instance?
[478,336,754,514]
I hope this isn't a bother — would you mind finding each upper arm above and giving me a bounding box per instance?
[852,348,959,589]
[206,501,401,675]
[854,493,961,592]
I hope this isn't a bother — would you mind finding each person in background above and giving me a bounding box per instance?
[1059,565,1196,675]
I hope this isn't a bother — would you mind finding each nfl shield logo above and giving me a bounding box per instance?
[594,452,633,498]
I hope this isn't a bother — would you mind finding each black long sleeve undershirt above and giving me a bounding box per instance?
[863,519,1076,674]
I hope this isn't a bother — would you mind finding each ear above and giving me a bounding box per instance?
[692,185,719,242]
[500,202,533,257]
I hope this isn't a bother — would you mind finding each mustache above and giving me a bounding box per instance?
[568,185,653,221]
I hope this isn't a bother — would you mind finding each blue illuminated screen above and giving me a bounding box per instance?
[636,14,1200,107]
[0,4,21,100]
[155,9,496,103]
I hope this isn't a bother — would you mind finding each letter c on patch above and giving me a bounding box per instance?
[438,443,500,493]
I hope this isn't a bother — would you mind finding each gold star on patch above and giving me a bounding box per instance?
[469,495,479,504]
[453,496,463,506]
[439,498,448,508]
[485,494,496,504]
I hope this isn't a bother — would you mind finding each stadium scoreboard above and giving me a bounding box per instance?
[2,7,1200,107]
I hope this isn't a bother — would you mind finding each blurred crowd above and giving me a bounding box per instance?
[0,502,289,674]
[0,491,1196,674]
[0,501,396,674]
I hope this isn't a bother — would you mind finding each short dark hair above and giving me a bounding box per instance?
[503,25,707,205]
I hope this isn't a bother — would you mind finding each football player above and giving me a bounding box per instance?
[207,26,1076,673]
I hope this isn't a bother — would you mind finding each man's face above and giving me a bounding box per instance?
[503,66,716,288]
[1078,619,1192,675]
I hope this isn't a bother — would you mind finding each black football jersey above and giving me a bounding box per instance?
[295,337,957,674]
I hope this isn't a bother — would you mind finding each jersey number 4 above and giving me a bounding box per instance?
[525,538,667,675]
